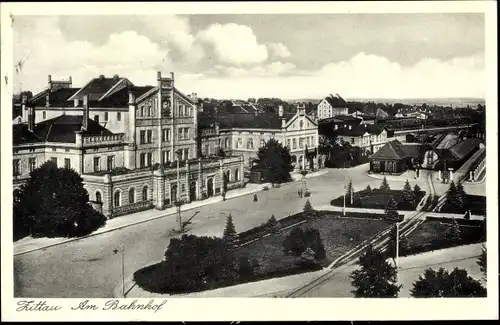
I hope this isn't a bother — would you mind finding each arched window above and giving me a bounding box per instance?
[114,191,121,207]
[95,191,102,203]
[142,186,148,201]
[129,188,135,204]
[234,168,240,181]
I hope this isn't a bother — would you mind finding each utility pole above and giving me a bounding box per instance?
[395,222,400,284]
[343,185,346,216]
[113,245,125,297]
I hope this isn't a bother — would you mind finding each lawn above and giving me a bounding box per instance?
[238,216,395,274]
[401,219,486,257]
[331,189,426,211]
[134,212,395,294]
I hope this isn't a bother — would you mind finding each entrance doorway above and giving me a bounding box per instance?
[189,180,197,202]
[207,178,214,197]
[171,184,178,203]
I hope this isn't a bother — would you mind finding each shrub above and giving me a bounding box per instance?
[365,185,372,192]
[282,227,326,260]
[267,215,280,234]
[304,190,311,197]
[238,256,254,278]
[413,184,422,196]
[153,234,238,293]
[262,186,269,191]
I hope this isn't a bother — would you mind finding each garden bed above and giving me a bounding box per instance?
[400,219,486,257]
[134,213,394,295]
[331,189,426,211]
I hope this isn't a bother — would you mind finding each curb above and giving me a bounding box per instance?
[15,170,329,256]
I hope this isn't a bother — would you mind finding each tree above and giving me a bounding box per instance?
[256,138,294,184]
[413,184,422,196]
[380,177,390,191]
[401,180,417,209]
[365,185,372,192]
[384,197,399,220]
[223,214,238,251]
[14,161,106,238]
[303,199,315,217]
[445,219,462,244]
[350,245,401,297]
[346,179,354,204]
[477,245,486,279]
[410,267,486,297]
[443,181,464,213]
[456,182,468,209]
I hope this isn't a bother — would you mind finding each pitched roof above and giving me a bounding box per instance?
[324,94,347,108]
[447,138,482,160]
[29,88,80,107]
[369,140,420,160]
[90,86,154,107]
[435,133,460,150]
[13,115,114,145]
[198,112,297,130]
[69,76,123,101]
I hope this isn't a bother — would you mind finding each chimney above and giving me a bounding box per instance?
[278,105,284,117]
[191,93,197,102]
[74,98,79,107]
[334,124,338,130]
[128,90,136,105]
[82,94,89,131]
[348,125,352,130]
[28,106,35,132]
[21,95,27,120]
[45,92,50,107]
[48,75,52,91]
[254,110,258,117]
[69,76,72,86]
[99,75,105,80]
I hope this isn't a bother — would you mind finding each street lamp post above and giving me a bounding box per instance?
[395,222,400,284]
[113,244,125,297]
[343,185,346,216]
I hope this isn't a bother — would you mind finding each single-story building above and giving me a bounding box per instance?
[369,140,421,174]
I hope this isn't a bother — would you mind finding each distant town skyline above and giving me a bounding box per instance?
[14,14,485,99]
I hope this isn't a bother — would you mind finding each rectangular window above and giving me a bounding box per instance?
[260,139,265,147]
[184,128,190,140]
[247,138,254,149]
[140,153,146,168]
[51,157,58,166]
[162,129,170,142]
[162,150,170,164]
[147,130,152,143]
[287,139,291,148]
[117,112,121,121]
[104,112,109,121]
[184,148,189,160]
[225,138,229,148]
[292,139,297,149]
[93,157,100,173]
[351,137,355,144]
[29,158,36,173]
[107,156,114,171]
[140,130,146,144]
[43,111,46,119]
[147,152,153,166]
[204,144,210,155]
[299,138,304,149]
[64,158,71,169]
[13,159,20,176]
[94,115,100,124]
[52,148,56,152]
[178,128,183,140]
[65,148,70,152]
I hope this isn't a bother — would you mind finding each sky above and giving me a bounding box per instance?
[13,14,485,100]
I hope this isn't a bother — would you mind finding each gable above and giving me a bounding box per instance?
[285,114,317,130]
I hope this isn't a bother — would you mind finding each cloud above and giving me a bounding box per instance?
[214,61,296,78]
[14,16,171,93]
[196,23,268,66]
[267,43,291,58]
[176,52,485,100]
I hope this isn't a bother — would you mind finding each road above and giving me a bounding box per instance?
[14,166,394,298]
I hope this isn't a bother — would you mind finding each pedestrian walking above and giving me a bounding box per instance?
[253,194,258,202]
[298,189,301,198]
[222,192,226,201]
